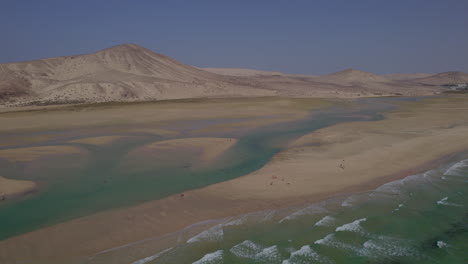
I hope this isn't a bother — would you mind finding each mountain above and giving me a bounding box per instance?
[0,44,274,105]
[0,44,455,106]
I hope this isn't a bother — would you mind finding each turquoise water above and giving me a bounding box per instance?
[0,98,397,241]
[89,156,468,264]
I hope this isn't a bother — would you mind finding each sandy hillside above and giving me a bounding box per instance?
[411,71,468,85]
[1,44,466,106]
[383,73,433,80]
[0,44,274,106]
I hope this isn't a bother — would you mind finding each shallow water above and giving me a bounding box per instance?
[90,157,468,264]
[0,97,404,242]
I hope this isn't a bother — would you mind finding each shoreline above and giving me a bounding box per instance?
[0,95,467,263]
[99,148,468,261]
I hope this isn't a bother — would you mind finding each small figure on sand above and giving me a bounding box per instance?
[339,159,345,170]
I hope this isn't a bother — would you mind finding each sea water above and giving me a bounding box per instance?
[94,157,468,264]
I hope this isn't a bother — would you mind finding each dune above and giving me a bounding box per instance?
[0,176,35,197]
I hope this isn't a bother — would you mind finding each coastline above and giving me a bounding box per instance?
[0,95,467,263]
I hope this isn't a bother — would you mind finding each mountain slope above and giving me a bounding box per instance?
[315,68,388,83]
[413,71,468,85]
[0,44,274,105]
[0,44,456,106]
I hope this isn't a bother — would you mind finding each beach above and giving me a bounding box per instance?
[0,95,467,263]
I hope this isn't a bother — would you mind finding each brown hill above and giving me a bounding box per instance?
[315,68,388,83]
[0,44,274,105]
[383,73,433,81]
[412,71,468,85]
[0,44,452,106]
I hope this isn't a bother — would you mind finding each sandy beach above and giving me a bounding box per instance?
[0,95,467,263]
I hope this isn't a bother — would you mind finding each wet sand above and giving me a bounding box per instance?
[0,96,467,263]
[0,177,36,198]
[0,145,87,162]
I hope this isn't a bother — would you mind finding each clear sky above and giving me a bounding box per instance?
[1,0,467,75]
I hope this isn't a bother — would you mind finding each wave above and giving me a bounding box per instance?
[255,245,282,263]
[279,205,328,223]
[443,159,468,177]
[361,238,416,257]
[192,250,224,264]
[229,241,282,263]
[436,240,449,248]
[436,196,464,207]
[187,224,224,243]
[282,245,330,264]
[314,234,359,252]
[335,218,367,233]
[314,216,336,227]
[131,248,172,264]
[230,240,263,258]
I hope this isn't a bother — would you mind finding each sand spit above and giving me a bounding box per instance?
[203,97,468,200]
[129,137,237,163]
[1,96,468,263]
[0,176,35,198]
[68,136,126,146]
[0,145,86,162]
[0,97,328,133]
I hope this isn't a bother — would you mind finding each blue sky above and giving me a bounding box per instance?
[1,0,467,74]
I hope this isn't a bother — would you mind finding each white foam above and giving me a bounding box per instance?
[223,217,245,227]
[443,159,468,177]
[361,239,415,257]
[279,205,327,223]
[314,234,358,252]
[255,245,282,263]
[314,216,336,227]
[341,197,354,207]
[230,240,263,258]
[192,250,223,264]
[436,197,463,207]
[392,203,405,213]
[282,245,330,264]
[230,241,283,262]
[335,218,367,233]
[187,225,223,243]
[436,240,449,248]
[131,248,172,264]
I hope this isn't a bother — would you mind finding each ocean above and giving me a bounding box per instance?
[92,157,468,264]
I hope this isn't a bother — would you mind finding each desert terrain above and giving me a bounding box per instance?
[1,44,468,108]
